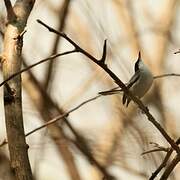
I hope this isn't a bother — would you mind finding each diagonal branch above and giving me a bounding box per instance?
[0,50,76,87]
[149,137,180,180]
[0,19,179,155]
[141,148,169,155]
[160,154,180,180]
[3,0,16,21]
[154,73,180,79]
[149,149,173,180]
[25,95,101,137]
[0,93,115,179]
[37,19,180,154]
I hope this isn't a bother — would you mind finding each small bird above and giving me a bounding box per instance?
[99,52,153,107]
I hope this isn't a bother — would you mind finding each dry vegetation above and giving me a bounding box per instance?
[0,0,180,180]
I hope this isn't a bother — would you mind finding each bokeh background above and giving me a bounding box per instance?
[0,0,180,179]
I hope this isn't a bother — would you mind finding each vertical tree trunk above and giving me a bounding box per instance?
[2,1,35,179]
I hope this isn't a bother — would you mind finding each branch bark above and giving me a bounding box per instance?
[160,154,180,180]
[2,0,35,179]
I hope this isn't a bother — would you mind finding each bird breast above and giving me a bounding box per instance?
[130,69,153,98]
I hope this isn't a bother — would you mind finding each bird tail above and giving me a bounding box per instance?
[99,89,122,96]
[122,93,131,107]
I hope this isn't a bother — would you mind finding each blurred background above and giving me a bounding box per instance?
[0,0,180,179]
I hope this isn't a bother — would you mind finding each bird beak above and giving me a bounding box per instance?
[138,51,141,59]
[174,49,180,54]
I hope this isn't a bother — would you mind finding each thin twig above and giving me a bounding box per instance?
[37,19,100,62]
[26,95,101,137]
[154,73,180,79]
[0,50,76,87]
[141,148,169,155]
[0,95,101,145]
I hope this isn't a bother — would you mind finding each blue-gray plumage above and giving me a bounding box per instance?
[99,52,153,107]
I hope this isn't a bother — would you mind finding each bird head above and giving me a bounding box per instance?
[134,51,143,72]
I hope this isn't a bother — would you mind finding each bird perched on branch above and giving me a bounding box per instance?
[99,52,153,107]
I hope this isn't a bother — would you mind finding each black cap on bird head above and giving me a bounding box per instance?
[134,51,141,72]
[138,51,141,60]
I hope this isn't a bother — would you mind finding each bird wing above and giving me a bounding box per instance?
[98,87,122,95]
[126,70,140,88]
[122,70,140,106]
[99,71,140,96]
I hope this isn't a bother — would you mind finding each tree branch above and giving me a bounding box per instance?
[0,50,76,87]
[25,95,101,137]
[141,148,169,156]
[0,17,179,180]
[149,149,173,180]
[160,154,180,180]
[154,73,180,79]
[3,0,16,21]
[36,19,180,155]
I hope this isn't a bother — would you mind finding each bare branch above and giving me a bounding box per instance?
[0,95,101,143]
[149,138,180,180]
[36,19,179,154]
[154,73,180,79]
[160,154,180,180]
[0,50,76,87]
[141,148,169,156]
[3,0,16,21]
[37,19,100,63]
[0,95,101,146]
[25,95,101,137]
[149,149,173,180]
